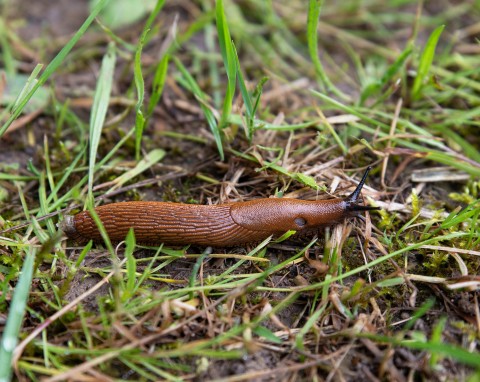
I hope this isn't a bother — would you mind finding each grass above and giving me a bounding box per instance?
[1,0,480,381]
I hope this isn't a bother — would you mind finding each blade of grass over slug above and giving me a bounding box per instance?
[0,247,36,381]
[307,0,348,100]
[85,199,115,257]
[174,57,224,160]
[0,0,110,138]
[216,0,237,131]
[411,25,445,101]
[88,42,116,198]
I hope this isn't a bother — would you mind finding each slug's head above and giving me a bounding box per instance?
[344,166,380,215]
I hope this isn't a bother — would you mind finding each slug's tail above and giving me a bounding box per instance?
[345,166,380,213]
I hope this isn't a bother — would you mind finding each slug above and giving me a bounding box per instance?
[62,167,379,247]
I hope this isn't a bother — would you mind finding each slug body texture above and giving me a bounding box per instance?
[63,198,349,247]
[63,167,377,247]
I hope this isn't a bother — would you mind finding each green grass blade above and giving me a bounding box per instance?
[203,0,221,108]
[307,0,348,100]
[0,247,36,381]
[216,0,237,132]
[360,333,480,369]
[189,247,212,299]
[251,77,268,118]
[134,30,147,161]
[147,54,170,118]
[0,0,111,138]
[122,229,137,301]
[299,232,474,294]
[432,124,480,163]
[425,151,480,177]
[360,45,412,105]
[132,0,165,159]
[44,146,86,207]
[174,57,224,160]
[253,326,282,344]
[142,0,166,37]
[0,19,15,76]
[295,275,329,351]
[109,148,165,191]
[233,45,268,142]
[10,65,43,110]
[311,90,480,176]
[88,43,116,197]
[380,45,412,89]
[85,199,114,256]
[429,316,448,367]
[412,25,445,101]
[234,67,250,120]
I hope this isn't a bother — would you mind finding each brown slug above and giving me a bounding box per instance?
[62,167,379,247]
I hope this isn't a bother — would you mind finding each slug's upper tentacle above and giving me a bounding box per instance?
[344,166,380,214]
